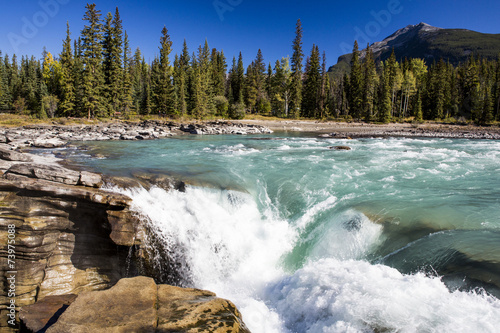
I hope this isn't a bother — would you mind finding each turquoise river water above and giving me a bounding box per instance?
[48,133,500,332]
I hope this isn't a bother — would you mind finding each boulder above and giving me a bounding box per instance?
[78,171,103,188]
[329,146,352,150]
[33,137,66,148]
[43,277,249,333]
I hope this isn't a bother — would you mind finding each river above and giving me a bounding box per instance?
[49,133,500,332]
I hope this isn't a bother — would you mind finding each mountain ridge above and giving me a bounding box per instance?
[329,22,500,76]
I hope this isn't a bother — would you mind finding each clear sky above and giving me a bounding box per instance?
[1,0,499,68]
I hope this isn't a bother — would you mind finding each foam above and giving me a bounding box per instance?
[268,258,500,333]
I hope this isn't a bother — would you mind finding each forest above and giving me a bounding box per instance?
[0,3,499,124]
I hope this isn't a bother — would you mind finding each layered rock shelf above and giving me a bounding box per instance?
[0,143,250,332]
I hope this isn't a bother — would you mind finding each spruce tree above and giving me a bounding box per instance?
[122,31,133,114]
[0,52,12,109]
[319,51,328,119]
[362,44,377,121]
[59,22,75,116]
[379,64,392,123]
[290,19,304,118]
[152,26,175,116]
[302,44,321,118]
[230,52,245,105]
[495,54,500,120]
[349,40,363,119]
[102,8,124,115]
[81,3,105,119]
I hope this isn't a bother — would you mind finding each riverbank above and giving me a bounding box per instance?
[1,119,499,150]
[236,119,500,139]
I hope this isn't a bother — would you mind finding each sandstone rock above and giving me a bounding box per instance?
[19,294,78,332]
[5,164,103,188]
[45,277,249,333]
[0,172,139,330]
[6,163,81,185]
[78,171,103,188]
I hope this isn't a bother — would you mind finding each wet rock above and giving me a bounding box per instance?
[329,146,352,150]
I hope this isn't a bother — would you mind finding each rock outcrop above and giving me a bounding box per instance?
[0,146,250,332]
[0,151,141,331]
[0,120,273,149]
[20,276,249,333]
[180,121,273,135]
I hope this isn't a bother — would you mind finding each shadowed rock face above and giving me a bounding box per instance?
[0,155,141,331]
[0,149,251,332]
[24,277,250,333]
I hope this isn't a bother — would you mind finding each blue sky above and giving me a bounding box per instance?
[1,0,499,68]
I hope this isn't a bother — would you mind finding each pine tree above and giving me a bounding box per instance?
[290,19,304,118]
[0,52,12,109]
[230,52,245,105]
[81,3,105,119]
[102,7,124,115]
[494,54,500,120]
[131,48,143,113]
[318,51,328,119]
[72,38,85,116]
[197,40,214,116]
[302,44,321,118]
[152,26,175,116]
[210,49,227,98]
[122,31,133,114]
[59,22,75,116]
[378,65,392,123]
[349,40,363,119]
[362,44,377,121]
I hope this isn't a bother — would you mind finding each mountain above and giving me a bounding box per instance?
[329,22,500,76]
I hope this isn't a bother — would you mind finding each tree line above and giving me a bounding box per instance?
[0,3,499,124]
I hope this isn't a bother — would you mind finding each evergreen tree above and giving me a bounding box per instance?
[349,40,363,119]
[290,19,304,118]
[197,40,214,116]
[152,26,175,116]
[211,48,227,98]
[244,62,258,112]
[72,38,85,116]
[122,31,133,114]
[177,40,190,115]
[59,22,75,116]
[302,44,321,118]
[379,63,392,123]
[494,54,500,120]
[229,52,245,105]
[318,51,328,119]
[81,3,105,119]
[102,7,124,115]
[362,44,377,121]
[0,52,12,109]
[131,48,143,113]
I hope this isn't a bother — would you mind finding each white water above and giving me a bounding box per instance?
[118,185,500,333]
